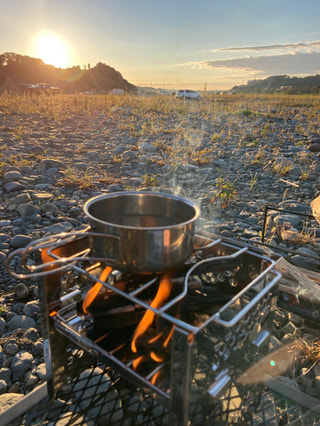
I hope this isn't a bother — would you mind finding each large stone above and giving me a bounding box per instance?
[122,150,137,160]
[10,235,32,249]
[16,203,40,218]
[36,158,67,172]
[31,192,53,202]
[40,222,74,235]
[4,181,25,192]
[23,301,39,317]
[274,213,301,227]
[0,393,24,414]
[40,202,59,216]
[308,142,320,152]
[8,193,31,205]
[139,142,157,154]
[7,315,37,331]
[3,171,23,183]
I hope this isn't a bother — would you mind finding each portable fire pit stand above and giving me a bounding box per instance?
[2,233,320,425]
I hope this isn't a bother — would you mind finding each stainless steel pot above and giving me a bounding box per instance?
[6,192,205,278]
[84,191,200,273]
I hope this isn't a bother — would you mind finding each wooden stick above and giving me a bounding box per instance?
[275,258,320,303]
[264,375,320,415]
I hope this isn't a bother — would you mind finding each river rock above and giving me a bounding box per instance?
[311,195,320,225]
[0,393,24,413]
[3,171,23,183]
[14,283,29,300]
[4,182,25,192]
[11,351,34,381]
[16,203,40,218]
[10,235,32,249]
[36,159,67,172]
[23,301,39,317]
[7,315,37,331]
[8,193,32,205]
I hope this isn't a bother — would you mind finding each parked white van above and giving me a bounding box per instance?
[175,89,201,100]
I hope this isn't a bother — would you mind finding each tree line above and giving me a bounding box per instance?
[230,74,320,94]
[0,52,136,93]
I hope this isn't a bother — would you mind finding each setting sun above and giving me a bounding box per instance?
[36,33,69,68]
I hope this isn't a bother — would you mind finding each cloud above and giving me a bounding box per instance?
[187,52,320,75]
[212,40,320,52]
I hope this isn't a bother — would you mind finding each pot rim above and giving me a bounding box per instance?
[83,191,200,231]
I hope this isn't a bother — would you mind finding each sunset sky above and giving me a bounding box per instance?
[1,0,320,90]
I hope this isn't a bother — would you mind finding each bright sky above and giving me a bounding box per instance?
[1,0,320,90]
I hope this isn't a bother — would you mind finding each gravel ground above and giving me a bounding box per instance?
[0,94,320,415]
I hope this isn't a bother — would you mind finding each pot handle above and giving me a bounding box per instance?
[6,230,121,279]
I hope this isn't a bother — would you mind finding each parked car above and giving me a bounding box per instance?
[175,89,201,100]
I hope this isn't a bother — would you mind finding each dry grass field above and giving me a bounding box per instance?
[1,91,320,180]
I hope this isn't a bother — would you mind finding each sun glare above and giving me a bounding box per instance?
[36,33,69,68]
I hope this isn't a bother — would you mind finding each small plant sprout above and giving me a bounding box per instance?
[249,172,258,192]
[211,177,237,209]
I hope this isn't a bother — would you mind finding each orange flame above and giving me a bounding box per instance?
[131,275,172,353]
[82,266,112,314]
[150,370,162,385]
[163,325,175,349]
[150,351,165,363]
[132,355,145,370]
[148,332,163,344]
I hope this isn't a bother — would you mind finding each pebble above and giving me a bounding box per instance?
[0,317,6,334]
[4,340,19,356]
[11,350,34,381]
[34,363,46,381]
[0,380,7,395]
[23,301,39,317]
[10,235,32,249]
[14,283,30,299]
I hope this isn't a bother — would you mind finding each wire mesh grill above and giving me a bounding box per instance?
[16,355,320,425]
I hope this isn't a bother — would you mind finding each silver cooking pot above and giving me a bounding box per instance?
[84,191,200,273]
[6,191,206,278]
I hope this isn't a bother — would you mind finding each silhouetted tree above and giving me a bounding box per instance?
[0,52,136,93]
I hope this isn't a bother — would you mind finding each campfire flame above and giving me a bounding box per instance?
[131,275,172,354]
[150,351,165,363]
[150,370,162,385]
[82,266,112,314]
[132,355,145,370]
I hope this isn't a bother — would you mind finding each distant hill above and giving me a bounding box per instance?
[230,74,320,94]
[0,52,136,93]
